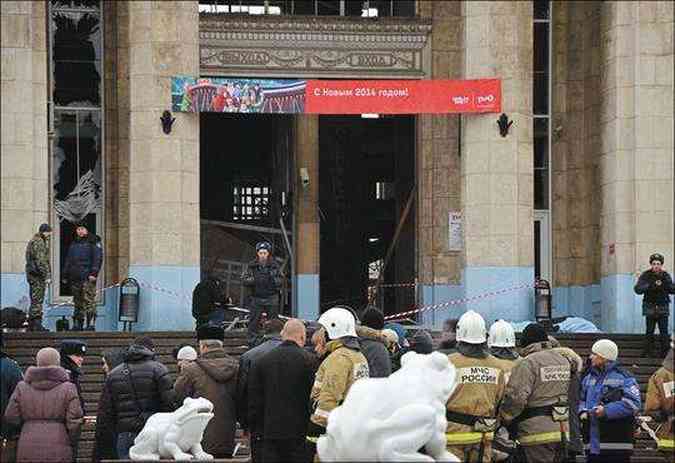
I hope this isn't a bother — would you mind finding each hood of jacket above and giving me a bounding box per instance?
[326,336,361,353]
[457,341,489,358]
[356,326,392,349]
[196,349,238,383]
[663,349,673,372]
[124,344,155,362]
[490,347,520,361]
[24,366,70,390]
[61,355,82,376]
[587,360,625,378]
[521,340,554,357]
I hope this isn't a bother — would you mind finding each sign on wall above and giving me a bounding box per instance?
[172,76,501,114]
[449,211,463,251]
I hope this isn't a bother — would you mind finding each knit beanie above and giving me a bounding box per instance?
[134,336,155,351]
[361,306,385,330]
[591,339,618,362]
[520,323,548,348]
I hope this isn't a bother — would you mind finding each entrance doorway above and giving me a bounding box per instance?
[200,113,293,312]
[319,116,416,316]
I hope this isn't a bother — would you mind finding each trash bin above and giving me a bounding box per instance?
[535,279,552,324]
[119,278,140,331]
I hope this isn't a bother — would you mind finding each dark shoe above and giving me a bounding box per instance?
[85,324,96,331]
[72,318,84,331]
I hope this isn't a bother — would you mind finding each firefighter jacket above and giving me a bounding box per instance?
[489,349,519,384]
[645,349,674,452]
[307,337,369,441]
[25,234,51,280]
[579,360,641,455]
[499,341,571,447]
[445,349,507,446]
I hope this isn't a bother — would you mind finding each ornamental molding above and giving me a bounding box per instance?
[199,14,432,78]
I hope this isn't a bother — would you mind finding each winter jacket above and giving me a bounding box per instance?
[308,338,369,437]
[174,348,239,458]
[92,237,103,275]
[445,347,507,447]
[236,334,282,432]
[25,234,51,280]
[551,346,585,455]
[63,235,101,282]
[61,355,85,412]
[241,258,283,298]
[579,360,641,455]
[635,269,674,316]
[100,344,175,434]
[249,340,315,439]
[356,326,392,378]
[3,366,83,462]
[644,348,674,452]
[0,352,23,438]
[499,341,572,447]
[192,277,226,325]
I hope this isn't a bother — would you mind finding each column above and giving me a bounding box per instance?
[599,1,674,332]
[124,1,200,330]
[460,1,534,323]
[294,115,320,320]
[1,1,49,309]
[418,2,463,328]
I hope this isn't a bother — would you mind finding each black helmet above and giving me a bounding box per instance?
[650,253,664,264]
[38,223,52,233]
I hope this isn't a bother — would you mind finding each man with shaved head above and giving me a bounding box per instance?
[249,319,315,462]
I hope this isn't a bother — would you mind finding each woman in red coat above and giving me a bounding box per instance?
[4,347,83,462]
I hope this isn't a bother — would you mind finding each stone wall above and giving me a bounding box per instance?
[1,1,49,308]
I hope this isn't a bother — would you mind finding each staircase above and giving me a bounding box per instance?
[3,331,672,463]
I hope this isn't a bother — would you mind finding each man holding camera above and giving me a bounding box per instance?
[241,242,283,345]
[634,253,674,357]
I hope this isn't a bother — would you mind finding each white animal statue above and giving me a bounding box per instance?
[129,397,215,461]
[317,351,460,462]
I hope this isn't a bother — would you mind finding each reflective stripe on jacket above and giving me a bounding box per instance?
[445,352,507,446]
[499,341,571,447]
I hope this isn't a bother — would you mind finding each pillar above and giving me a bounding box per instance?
[124,1,200,330]
[599,1,674,332]
[418,1,463,327]
[294,115,320,320]
[460,1,534,323]
[1,1,49,309]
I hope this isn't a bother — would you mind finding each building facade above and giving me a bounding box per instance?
[1,0,673,332]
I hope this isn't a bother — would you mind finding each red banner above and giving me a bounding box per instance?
[305,79,501,114]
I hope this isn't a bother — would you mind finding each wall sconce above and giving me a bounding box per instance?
[160,110,175,134]
[496,113,513,137]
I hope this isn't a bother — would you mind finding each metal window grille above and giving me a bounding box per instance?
[232,184,271,221]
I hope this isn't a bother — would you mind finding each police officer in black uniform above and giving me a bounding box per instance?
[242,242,283,345]
[60,339,87,412]
[635,253,675,357]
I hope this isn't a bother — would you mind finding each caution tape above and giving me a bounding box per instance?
[372,282,418,289]
[383,282,534,321]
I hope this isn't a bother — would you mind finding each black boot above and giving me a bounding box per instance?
[72,317,84,331]
[643,335,655,357]
[85,313,96,331]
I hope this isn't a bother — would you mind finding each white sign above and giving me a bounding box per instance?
[449,211,462,251]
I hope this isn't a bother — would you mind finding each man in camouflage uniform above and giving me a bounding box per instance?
[63,223,101,331]
[24,223,52,331]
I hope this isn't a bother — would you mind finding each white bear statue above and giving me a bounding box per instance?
[317,351,460,462]
[129,397,215,461]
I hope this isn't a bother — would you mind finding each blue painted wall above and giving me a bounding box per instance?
[296,273,320,321]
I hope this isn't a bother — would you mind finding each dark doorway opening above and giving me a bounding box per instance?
[200,113,293,312]
[319,115,416,317]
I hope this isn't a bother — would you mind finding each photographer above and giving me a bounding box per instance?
[241,242,283,344]
[634,253,674,357]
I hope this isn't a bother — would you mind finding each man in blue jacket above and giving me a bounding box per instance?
[579,339,641,463]
[63,223,102,331]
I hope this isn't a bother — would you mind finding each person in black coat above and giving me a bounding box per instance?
[248,319,315,463]
[59,339,87,412]
[96,336,175,460]
[62,223,102,330]
[634,253,675,356]
[1,332,23,444]
[357,306,392,378]
[192,270,227,327]
[241,241,284,344]
[236,318,284,462]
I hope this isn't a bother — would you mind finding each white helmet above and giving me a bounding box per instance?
[318,307,357,340]
[488,320,516,348]
[456,310,487,344]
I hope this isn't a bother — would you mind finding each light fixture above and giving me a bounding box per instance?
[361,113,380,119]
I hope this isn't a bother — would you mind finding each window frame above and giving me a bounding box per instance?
[48,0,105,304]
[198,0,415,17]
